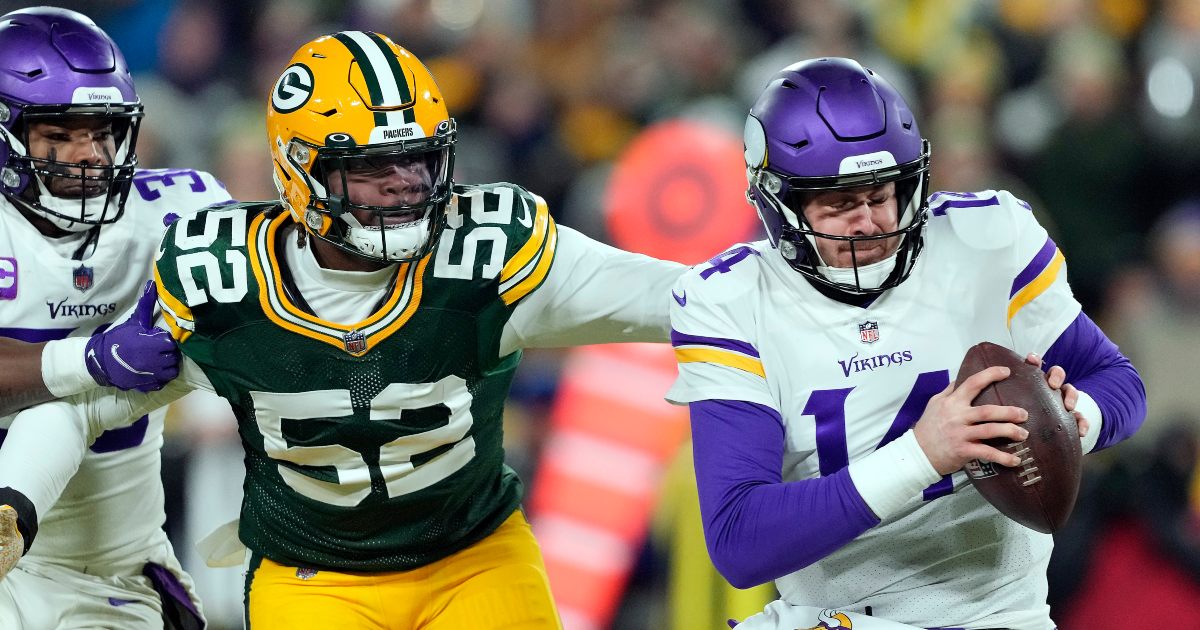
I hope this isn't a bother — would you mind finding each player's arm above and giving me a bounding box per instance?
[1038,312,1145,453]
[0,338,60,415]
[995,191,1147,453]
[690,398,885,588]
[500,224,687,355]
[0,281,180,416]
[0,354,206,578]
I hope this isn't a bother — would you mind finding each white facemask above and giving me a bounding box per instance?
[804,186,921,292]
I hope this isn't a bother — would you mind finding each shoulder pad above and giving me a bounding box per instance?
[449,182,539,231]
[928,190,1032,251]
[441,183,553,304]
[155,203,271,342]
[129,168,234,223]
[677,241,769,304]
[160,202,276,254]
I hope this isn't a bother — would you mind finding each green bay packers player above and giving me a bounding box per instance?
[0,31,685,629]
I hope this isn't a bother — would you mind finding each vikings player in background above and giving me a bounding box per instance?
[0,29,685,629]
[0,8,231,629]
[668,58,1146,629]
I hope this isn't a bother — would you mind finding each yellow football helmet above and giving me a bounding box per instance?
[266,31,456,262]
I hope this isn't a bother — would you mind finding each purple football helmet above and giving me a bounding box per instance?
[0,7,143,232]
[744,57,930,295]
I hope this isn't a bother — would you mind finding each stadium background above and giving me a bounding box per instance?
[10,1,1200,628]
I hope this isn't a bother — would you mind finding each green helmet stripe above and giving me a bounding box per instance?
[363,31,413,105]
[333,32,385,107]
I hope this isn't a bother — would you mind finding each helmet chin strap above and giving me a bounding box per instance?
[340,212,430,262]
[817,253,899,292]
[33,186,114,233]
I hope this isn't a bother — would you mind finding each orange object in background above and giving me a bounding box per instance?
[604,119,756,265]
[527,119,757,629]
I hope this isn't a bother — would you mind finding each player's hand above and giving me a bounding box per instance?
[84,281,180,392]
[0,505,22,582]
[912,366,1030,475]
[1024,353,1089,439]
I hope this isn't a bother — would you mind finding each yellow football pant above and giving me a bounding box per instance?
[245,510,562,629]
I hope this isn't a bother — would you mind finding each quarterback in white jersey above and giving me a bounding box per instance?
[669,59,1145,630]
[0,8,232,628]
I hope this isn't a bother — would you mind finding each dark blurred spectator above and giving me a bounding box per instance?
[1138,0,1200,220]
[1050,421,1200,627]
[1105,201,1200,449]
[1048,200,1200,623]
[1014,24,1145,312]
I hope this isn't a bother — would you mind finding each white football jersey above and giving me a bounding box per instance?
[668,190,1080,630]
[0,168,231,572]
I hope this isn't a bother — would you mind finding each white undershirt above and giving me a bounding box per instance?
[281,225,395,324]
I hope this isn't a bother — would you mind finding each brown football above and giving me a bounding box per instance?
[955,342,1082,534]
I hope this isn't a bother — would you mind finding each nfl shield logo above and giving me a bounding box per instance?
[858,321,879,344]
[965,459,998,479]
[343,329,367,354]
[72,265,93,292]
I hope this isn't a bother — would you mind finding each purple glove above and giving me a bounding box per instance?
[84,281,180,392]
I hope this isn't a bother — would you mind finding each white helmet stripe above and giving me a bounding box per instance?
[342,31,405,107]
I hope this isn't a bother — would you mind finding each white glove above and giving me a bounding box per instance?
[734,601,924,630]
[0,505,23,581]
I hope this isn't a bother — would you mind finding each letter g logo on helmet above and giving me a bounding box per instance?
[272,63,314,113]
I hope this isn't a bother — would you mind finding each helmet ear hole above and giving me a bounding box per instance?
[287,141,311,167]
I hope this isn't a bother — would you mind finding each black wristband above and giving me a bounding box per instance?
[0,486,38,554]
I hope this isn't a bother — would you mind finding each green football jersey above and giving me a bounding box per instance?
[154,183,559,570]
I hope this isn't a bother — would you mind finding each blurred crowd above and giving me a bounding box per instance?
[11,0,1200,628]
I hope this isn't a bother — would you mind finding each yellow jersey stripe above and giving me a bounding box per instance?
[500,194,549,283]
[674,348,766,378]
[501,219,557,306]
[256,212,410,332]
[366,255,430,347]
[246,213,335,347]
[1007,249,1065,326]
[247,211,426,354]
[154,264,193,325]
[160,311,192,344]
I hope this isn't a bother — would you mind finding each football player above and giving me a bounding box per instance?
[0,7,231,629]
[667,58,1147,629]
[0,31,686,629]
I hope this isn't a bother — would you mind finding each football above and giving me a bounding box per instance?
[955,342,1082,534]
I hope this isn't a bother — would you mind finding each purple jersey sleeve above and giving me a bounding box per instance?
[1041,311,1146,450]
[691,399,879,588]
